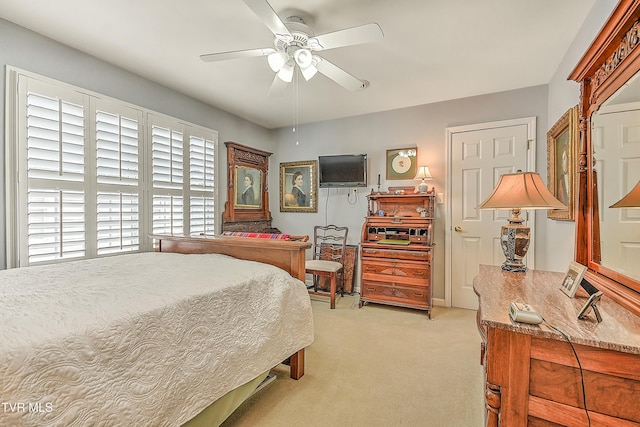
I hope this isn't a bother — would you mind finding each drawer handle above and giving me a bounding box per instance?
[414,271,425,276]
[412,253,426,257]
[365,287,376,291]
[413,293,424,297]
[365,267,377,271]
[366,250,377,254]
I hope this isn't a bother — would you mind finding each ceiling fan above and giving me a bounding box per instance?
[200,0,384,95]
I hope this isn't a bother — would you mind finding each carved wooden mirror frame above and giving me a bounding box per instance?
[222,141,272,225]
[570,0,640,315]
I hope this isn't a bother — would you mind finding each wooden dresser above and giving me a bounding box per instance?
[359,191,435,317]
[474,264,640,426]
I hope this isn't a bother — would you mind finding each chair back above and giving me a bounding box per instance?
[312,225,348,266]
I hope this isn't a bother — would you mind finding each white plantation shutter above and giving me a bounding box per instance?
[152,126,183,189]
[95,107,141,253]
[25,90,86,263]
[27,189,85,262]
[190,196,214,235]
[152,195,183,235]
[96,110,139,185]
[189,135,214,191]
[151,122,185,234]
[189,134,215,235]
[8,69,218,267]
[26,93,85,181]
[97,192,139,254]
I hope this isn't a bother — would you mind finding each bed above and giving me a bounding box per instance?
[0,234,313,426]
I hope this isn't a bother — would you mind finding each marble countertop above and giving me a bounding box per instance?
[473,264,640,355]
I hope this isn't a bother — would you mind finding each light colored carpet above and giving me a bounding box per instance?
[222,294,484,427]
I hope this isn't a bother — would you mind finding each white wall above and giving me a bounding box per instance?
[542,0,618,273]
[0,18,274,269]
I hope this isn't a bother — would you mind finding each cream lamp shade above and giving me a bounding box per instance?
[610,180,640,208]
[476,172,566,272]
[414,166,433,193]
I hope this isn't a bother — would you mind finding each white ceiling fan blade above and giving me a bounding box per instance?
[242,0,292,40]
[268,74,288,97]
[316,58,368,91]
[200,48,275,62]
[310,23,383,51]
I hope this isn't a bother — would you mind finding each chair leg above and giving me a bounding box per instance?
[330,273,336,309]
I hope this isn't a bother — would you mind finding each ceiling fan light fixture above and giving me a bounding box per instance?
[201,0,384,93]
[300,64,318,81]
[293,48,313,68]
[277,63,294,82]
[267,51,288,72]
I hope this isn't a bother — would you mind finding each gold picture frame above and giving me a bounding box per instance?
[280,160,318,213]
[386,147,418,180]
[547,105,578,220]
[234,165,263,209]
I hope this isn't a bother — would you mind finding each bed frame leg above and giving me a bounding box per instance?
[289,349,305,379]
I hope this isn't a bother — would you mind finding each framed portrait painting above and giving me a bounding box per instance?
[386,147,418,180]
[280,160,318,213]
[234,165,262,209]
[547,106,578,220]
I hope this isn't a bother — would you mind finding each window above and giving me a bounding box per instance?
[6,69,217,267]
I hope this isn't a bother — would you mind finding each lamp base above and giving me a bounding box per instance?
[501,262,527,273]
[500,222,530,273]
[417,181,429,193]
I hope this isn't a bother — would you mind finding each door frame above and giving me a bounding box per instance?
[444,117,537,307]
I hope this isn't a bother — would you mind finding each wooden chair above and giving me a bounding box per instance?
[306,225,348,309]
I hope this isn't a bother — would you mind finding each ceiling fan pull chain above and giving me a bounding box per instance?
[294,69,300,145]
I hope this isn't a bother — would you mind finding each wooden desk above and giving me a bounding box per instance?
[474,265,640,426]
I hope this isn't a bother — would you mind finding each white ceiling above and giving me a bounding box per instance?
[0,0,596,129]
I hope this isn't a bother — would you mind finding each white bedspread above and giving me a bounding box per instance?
[0,252,314,426]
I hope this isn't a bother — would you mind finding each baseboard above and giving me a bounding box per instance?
[307,280,446,307]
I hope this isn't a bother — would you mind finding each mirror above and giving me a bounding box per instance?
[570,2,640,315]
[591,73,640,282]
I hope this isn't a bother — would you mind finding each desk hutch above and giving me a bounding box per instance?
[359,190,435,317]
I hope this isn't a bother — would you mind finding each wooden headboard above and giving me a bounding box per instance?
[150,234,311,281]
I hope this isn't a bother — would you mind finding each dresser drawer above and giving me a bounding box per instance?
[361,259,429,284]
[361,247,430,262]
[360,280,430,306]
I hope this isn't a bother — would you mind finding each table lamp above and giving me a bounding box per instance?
[610,180,640,208]
[414,166,433,193]
[476,172,566,272]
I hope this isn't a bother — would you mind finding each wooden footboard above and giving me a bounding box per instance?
[150,234,312,379]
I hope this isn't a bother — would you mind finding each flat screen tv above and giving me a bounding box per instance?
[318,154,367,188]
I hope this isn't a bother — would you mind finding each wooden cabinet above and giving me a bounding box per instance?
[222,142,278,233]
[474,265,640,426]
[359,191,435,317]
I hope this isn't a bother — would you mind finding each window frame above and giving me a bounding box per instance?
[5,67,218,268]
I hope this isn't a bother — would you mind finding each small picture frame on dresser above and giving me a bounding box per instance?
[560,261,587,298]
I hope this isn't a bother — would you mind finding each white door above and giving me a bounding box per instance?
[446,118,535,309]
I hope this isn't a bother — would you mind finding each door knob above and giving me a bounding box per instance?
[454,226,463,232]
